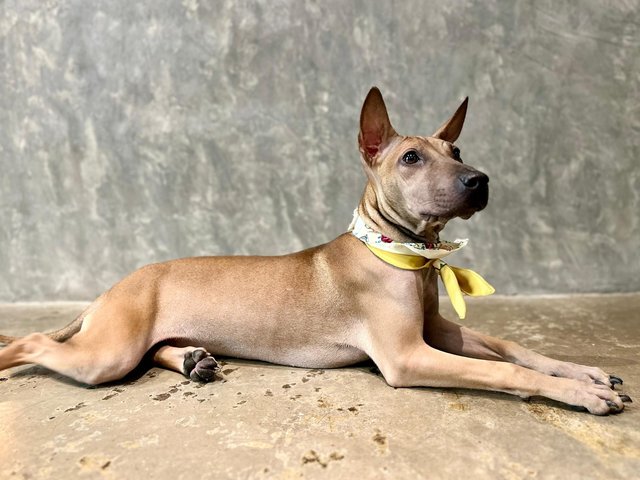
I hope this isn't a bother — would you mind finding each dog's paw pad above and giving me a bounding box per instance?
[183,348,219,383]
[190,357,219,382]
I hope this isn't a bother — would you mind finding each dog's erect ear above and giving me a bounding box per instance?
[358,87,397,164]
[432,97,468,143]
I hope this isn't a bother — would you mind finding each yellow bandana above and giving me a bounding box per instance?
[349,211,494,319]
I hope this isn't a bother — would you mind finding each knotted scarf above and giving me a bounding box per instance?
[349,211,494,319]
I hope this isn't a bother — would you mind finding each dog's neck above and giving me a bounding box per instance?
[357,183,444,244]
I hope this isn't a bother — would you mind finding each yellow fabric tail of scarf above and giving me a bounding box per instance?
[364,244,431,270]
[436,262,495,319]
[365,245,494,319]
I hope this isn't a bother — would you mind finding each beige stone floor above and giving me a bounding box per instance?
[1,294,639,479]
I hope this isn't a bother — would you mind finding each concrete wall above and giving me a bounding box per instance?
[1,0,639,301]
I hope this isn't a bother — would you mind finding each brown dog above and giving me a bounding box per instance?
[0,88,630,415]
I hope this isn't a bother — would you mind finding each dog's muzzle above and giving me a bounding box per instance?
[459,171,489,211]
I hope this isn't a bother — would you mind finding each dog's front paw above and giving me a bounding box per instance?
[183,348,219,382]
[552,361,622,388]
[557,378,628,415]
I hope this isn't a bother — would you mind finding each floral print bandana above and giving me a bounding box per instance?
[348,210,494,319]
[349,210,468,260]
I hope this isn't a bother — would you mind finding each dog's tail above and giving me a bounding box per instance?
[0,311,86,345]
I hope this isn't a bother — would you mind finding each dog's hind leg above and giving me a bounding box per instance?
[153,345,219,382]
[0,334,134,385]
[0,300,157,385]
[0,329,152,385]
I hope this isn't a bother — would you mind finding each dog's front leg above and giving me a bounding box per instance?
[367,332,625,415]
[362,308,625,415]
[423,314,624,388]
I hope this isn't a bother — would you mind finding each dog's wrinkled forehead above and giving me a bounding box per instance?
[381,135,455,163]
[411,136,452,153]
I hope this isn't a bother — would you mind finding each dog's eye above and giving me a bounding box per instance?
[452,147,461,161]
[402,150,420,165]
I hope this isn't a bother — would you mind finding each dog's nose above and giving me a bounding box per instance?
[459,172,489,190]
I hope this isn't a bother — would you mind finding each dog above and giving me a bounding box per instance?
[0,87,631,415]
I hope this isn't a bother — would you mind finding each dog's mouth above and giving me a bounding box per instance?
[420,195,488,222]
[455,199,488,220]
[455,169,490,217]
[451,183,490,219]
[459,210,478,220]
[460,193,489,218]
[418,178,489,220]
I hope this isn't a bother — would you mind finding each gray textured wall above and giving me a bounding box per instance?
[1,0,639,301]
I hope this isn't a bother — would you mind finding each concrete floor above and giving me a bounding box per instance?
[0,294,639,479]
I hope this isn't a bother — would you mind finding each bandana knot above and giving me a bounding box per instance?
[348,210,494,319]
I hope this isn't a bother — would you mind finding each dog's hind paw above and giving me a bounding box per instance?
[183,348,219,382]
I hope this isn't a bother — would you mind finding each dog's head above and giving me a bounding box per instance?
[358,87,489,240]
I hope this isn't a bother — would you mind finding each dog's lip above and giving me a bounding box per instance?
[420,202,485,221]
[460,202,487,218]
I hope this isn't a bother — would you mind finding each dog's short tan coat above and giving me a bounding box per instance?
[0,88,628,415]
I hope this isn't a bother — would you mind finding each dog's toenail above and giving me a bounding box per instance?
[606,400,620,410]
[609,375,623,385]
